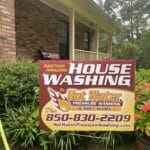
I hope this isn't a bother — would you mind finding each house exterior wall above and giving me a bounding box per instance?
[15,0,95,60]
[15,0,68,60]
[0,0,16,61]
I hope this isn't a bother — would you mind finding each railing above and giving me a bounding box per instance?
[74,49,111,60]
[98,52,111,60]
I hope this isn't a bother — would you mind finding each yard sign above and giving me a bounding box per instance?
[40,60,135,131]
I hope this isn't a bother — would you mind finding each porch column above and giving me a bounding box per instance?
[95,24,99,60]
[108,33,112,56]
[69,8,75,60]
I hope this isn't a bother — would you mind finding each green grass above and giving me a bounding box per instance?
[9,141,136,150]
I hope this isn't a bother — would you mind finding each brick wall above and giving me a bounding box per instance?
[0,0,95,61]
[15,0,69,60]
[0,0,16,61]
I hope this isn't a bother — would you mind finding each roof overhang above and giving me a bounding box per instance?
[39,0,119,33]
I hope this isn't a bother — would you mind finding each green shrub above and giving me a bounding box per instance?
[113,42,141,61]
[2,103,78,150]
[2,103,39,148]
[136,69,150,83]
[0,58,38,113]
[2,59,150,149]
[39,131,78,150]
[0,58,79,149]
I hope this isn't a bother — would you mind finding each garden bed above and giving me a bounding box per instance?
[0,59,150,150]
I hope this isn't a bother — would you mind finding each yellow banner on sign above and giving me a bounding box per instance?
[41,88,134,131]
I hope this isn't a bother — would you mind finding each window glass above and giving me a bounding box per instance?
[84,32,90,50]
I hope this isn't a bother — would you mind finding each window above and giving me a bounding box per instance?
[59,21,69,59]
[84,32,90,50]
[59,21,68,45]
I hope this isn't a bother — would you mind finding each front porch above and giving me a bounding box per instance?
[14,0,118,61]
[0,0,118,61]
[39,0,117,60]
[75,49,111,60]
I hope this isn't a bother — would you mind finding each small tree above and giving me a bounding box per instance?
[113,42,141,61]
[139,31,150,68]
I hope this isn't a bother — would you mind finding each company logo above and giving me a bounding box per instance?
[47,87,124,112]
[48,88,71,112]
